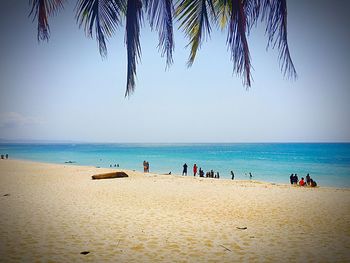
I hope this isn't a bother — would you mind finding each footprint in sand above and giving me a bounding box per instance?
[131,244,145,251]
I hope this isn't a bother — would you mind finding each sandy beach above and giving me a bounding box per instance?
[0,159,349,262]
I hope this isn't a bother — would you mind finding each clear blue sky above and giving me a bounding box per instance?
[0,0,349,143]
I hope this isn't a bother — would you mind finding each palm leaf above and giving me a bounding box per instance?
[213,0,231,30]
[29,0,64,41]
[243,0,261,33]
[228,0,252,87]
[261,0,297,79]
[125,0,143,97]
[176,0,215,67]
[76,0,124,57]
[146,0,175,67]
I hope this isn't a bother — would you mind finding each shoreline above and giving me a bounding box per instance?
[2,158,349,191]
[1,159,349,262]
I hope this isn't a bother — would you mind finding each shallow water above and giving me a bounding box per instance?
[0,143,349,187]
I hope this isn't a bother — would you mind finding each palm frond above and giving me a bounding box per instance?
[29,0,64,41]
[145,0,175,67]
[243,0,260,33]
[228,0,252,87]
[213,0,231,30]
[76,0,124,57]
[125,0,143,97]
[176,0,215,67]
[261,0,297,79]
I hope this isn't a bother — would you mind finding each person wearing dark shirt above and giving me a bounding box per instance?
[290,174,294,184]
[294,174,299,184]
[199,168,204,177]
[183,163,188,176]
[306,173,311,185]
[310,179,317,187]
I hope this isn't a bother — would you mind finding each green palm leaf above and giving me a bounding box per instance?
[261,0,297,79]
[29,0,64,41]
[125,0,143,97]
[146,0,175,67]
[227,0,252,87]
[76,0,124,57]
[213,0,231,30]
[29,0,297,96]
[176,0,215,66]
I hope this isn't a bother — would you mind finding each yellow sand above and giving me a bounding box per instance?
[0,160,349,262]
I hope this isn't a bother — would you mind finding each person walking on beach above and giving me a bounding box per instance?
[231,171,235,180]
[183,163,188,176]
[193,164,197,176]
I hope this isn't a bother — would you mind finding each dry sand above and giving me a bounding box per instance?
[0,159,349,262]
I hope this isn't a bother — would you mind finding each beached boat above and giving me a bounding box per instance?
[92,171,128,180]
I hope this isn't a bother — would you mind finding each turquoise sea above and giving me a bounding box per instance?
[0,143,349,188]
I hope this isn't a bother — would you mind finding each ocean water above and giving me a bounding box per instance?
[0,143,349,188]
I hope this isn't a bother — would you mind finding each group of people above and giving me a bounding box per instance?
[230,171,252,180]
[0,154,9,159]
[290,173,317,187]
[109,164,119,168]
[143,160,150,173]
[205,170,220,178]
[182,163,220,179]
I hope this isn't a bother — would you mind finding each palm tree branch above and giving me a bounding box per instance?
[76,0,124,57]
[213,0,231,30]
[176,0,215,67]
[29,0,64,41]
[228,0,252,87]
[145,0,175,67]
[262,0,297,79]
[125,0,143,97]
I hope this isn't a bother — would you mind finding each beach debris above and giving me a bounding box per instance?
[80,251,90,255]
[236,227,247,230]
[92,171,128,180]
[3,194,10,197]
[116,239,121,248]
[219,245,232,252]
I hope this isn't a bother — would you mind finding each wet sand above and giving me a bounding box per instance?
[0,160,349,262]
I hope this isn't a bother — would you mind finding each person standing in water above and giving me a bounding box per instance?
[193,164,198,176]
[231,171,235,180]
[249,172,252,179]
[182,163,188,176]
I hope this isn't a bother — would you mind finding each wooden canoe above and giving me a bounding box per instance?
[92,171,128,180]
